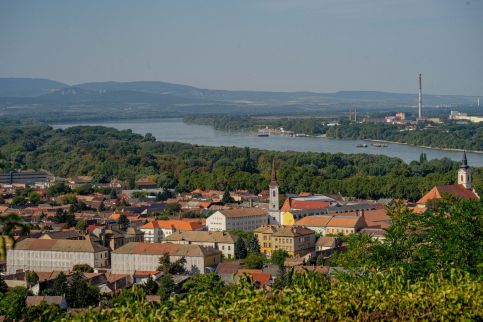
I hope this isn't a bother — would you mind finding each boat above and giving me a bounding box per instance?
[356,144,368,148]
[257,133,269,137]
[371,143,388,147]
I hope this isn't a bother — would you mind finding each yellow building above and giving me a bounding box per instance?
[254,225,315,257]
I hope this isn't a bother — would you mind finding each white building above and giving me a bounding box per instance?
[111,242,221,275]
[164,231,238,259]
[207,208,268,232]
[140,219,205,243]
[7,238,109,274]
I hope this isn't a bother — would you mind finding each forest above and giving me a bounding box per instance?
[0,120,481,201]
[184,116,483,151]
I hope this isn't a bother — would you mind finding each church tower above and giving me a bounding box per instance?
[269,159,280,224]
[458,151,472,190]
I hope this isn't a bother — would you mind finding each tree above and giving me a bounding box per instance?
[47,272,68,296]
[109,188,118,199]
[28,192,41,205]
[244,253,265,269]
[98,201,106,212]
[26,271,39,287]
[0,275,8,293]
[47,182,70,197]
[234,237,247,259]
[0,213,30,259]
[157,274,175,301]
[76,219,86,231]
[0,287,31,320]
[65,272,100,308]
[118,214,130,230]
[143,276,159,295]
[222,189,235,204]
[157,254,186,274]
[73,264,94,273]
[271,250,289,269]
[247,235,260,254]
[182,272,225,293]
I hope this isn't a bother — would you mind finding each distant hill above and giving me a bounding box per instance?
[0,78,68,97]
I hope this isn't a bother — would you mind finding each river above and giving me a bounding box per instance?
[53,118,483,166]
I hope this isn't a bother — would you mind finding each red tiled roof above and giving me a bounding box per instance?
[281,198,330,212]
[417,184,479,204]
[237,269,271,287]
[141,219,204,231]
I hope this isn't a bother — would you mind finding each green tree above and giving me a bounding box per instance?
[0,213,30,259]
[247,235,260,254]
[75,219,86,231]
[73,264,94,273]
[234,237,247,259]
[24,302,63,322]
[98,201,106,212]
[47,182,70,197]
[109,188,118,199]
[65,272,100,308]
[143,276,159,295]
[0,275,8,293]
[118,214,130,230]
[28,192,41,205]
[157,274,175,301]
[157,254,186,274]
[0,287,31,320]
[222,189,235,204]
[26,271,39,287]
[244,253,265,269]
[271,250,289,269]
[182,272,225,293]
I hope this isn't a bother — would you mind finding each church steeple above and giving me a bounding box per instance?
[458,151,472,190]
[268,159,280,224]
[270,158,278,186]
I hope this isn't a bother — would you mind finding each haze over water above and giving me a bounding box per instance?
[54,118,483,166]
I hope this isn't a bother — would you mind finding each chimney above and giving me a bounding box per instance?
[418,73,423,119]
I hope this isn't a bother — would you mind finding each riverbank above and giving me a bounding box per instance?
[366,139,483,154]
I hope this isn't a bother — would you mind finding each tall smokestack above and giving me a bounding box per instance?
[418,73,423,119]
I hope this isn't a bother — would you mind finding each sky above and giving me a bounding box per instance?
[0,0,482,95]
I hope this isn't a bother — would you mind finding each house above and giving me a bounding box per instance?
[296,215,366,236]
[26,296,68,310]
[67,176,92,189]
[316,236,341,251]
[111,242,222,275]
[206,208,268,231]
[90,226,144,250]
[140,219,205,243]
[215,262,241,284]
[254,225,316,257]
[280,196,333,225]
[39,230,84,240]
[135,178,157,190]
[6,238,109,274]
[236,269,271,288]
[164,231,238,258]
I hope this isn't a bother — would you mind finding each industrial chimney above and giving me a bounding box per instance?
[418,74,423,119]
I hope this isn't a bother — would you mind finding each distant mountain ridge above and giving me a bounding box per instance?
[0,78,68,97]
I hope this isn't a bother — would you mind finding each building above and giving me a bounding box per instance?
[90,226,144,250]
[26,296,68,310]
[449,111,483,123]
[140,219,205,243]
[7,238,109,274]
[206,208,268,231]
[280,196,334,225]
[39,230,84,240]
[164,231,238,259]
[0,170,48,185]
[316,236,341,251]
[111,242,221,275]
[415,152,479,211]
[254,225,316,257]
[268,159,281,224]
[296,215,366,236]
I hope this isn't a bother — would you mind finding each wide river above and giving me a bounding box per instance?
[53,118,483,166]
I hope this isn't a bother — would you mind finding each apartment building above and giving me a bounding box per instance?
[296,215,365,236]
[111,242,221,274]
[254,225,316,257]
[207,208,268,231]
[7,238,109,274]
[164,231,238,258]
[140,219,205,243]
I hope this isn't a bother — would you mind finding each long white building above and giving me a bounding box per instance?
[7,238,109,274]
[206,208,268,232]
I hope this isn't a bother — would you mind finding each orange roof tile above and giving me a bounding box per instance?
[281,198,330,212]
[417,184,479,204]
[237,269,271,287]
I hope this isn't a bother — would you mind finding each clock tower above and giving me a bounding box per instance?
[269,159,280,224]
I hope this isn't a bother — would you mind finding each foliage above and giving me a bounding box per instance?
[75,219,86,231]
[234,237,247,259]
[271,250,289,269]
[24,302,63,322]
[222,189,235,204]
[0,287,31,320]
[244,253,266,269]
[47,182,70,197]
[118,214,130,230]
[44,272,99,308]
[72,264,94,273]
[247,234,260,254]
[0,275,8,294]
[0,212,30,259]
[182,272,225,294]
[26,271,39,287]
[157,274,175,301]
[52,210,76,228]
[157,254,187,274]
[143,276,159,295]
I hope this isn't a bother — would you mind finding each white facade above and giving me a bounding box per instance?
[111,252,220,275]
[140,228,163,243]
[166,240,235,259]
[7,249,109,274]
[207,210,268,232]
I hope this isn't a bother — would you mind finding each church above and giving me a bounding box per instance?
[415,151,479,212]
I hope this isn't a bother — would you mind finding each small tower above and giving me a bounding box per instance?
[458,151,472,190]
[269,159,280,224]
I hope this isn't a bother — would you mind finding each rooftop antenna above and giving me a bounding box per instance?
[418,73,423,119]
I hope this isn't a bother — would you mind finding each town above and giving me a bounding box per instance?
[0,150,479,316]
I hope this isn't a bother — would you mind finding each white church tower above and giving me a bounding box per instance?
[268,159,280,224]
[458,151,472,190]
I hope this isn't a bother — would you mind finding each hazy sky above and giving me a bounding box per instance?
[1,0,482,95]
